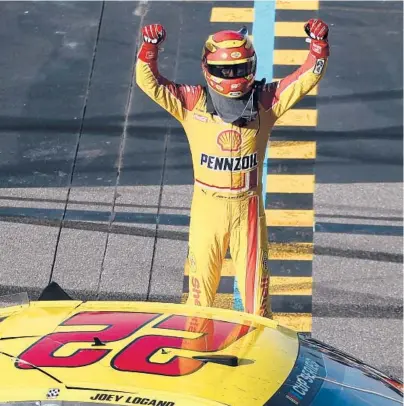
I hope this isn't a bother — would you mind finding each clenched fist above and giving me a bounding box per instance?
[142,24,166,45]
[304,19,329,40]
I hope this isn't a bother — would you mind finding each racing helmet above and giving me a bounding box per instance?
[201,27,257,98]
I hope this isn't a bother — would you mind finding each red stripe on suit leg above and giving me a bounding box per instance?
[246,196,258,313]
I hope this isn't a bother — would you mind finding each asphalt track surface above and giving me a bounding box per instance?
[0,0,402,381]
[314,1,403,380]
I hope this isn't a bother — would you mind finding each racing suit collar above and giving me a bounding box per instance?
[206,86,258,125]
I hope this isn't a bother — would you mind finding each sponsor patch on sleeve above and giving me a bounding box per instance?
[313,59,325,75]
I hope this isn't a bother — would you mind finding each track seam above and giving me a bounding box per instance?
[96,1,150,298]
[48,1,106,285]
[146,8,184,301]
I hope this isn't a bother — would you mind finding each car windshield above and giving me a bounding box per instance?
[266,336,403,405]
[0,292,29,310]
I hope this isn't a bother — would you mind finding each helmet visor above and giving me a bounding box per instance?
[207,60,256,79]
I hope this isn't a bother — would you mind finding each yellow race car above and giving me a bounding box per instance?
[0,283,402,406]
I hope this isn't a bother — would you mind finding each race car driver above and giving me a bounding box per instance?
[136,19,329,318]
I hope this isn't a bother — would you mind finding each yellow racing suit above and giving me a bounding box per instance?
[136,41,328,318]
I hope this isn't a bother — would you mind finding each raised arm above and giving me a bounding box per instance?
[261,19,330,119]
[136,24,202,122]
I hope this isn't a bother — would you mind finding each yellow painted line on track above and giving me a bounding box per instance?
[268,140,317,159]
[274,49,308,65]
[266,174,315,193]
[267,2,316,331]
[275,109,318,127]
[271,277,312,295]
[210,7,253,22]
[273,78,318,95]
[274,313,312,332]
[244,21,307,43]
[276,0,319,10]
[210,7,311,24]
[275,22,308,37]
[266,209,314,227]
[268,242,313,260]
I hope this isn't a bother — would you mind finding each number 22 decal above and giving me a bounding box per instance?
[16,311,253,376]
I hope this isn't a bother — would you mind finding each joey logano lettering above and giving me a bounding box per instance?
[200,152,258,171]
[90,393,174,406]
[125,396,174,405]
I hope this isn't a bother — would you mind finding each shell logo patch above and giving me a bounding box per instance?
[217,130,242,152]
